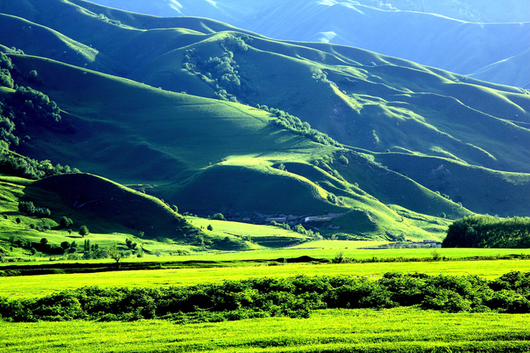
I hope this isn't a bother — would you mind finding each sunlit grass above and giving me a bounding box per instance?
[1,308,530,352]
[2,256,530,299]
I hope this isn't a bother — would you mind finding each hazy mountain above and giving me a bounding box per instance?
[87,0,530,88]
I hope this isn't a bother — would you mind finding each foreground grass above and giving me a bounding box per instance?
[2,258,530,299]
[1,308,529,352]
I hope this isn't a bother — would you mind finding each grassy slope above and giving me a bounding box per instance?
[0,173,211,252]
[3,0,530,171]
[0,0,528,238]
[6,54,466,240]
[3,1,530,175]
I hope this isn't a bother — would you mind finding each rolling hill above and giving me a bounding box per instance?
[0,0,529,244]
[84,0,530,88]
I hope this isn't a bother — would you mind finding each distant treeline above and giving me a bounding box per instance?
[1,271,530,323]
[443,215,530,248]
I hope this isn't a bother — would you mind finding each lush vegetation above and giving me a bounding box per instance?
[0,52,79,179]
[257,105,341,147]
[2,307,529,353]
[183,34,252,103]
[1,271,530,323]
[444,215,530,248]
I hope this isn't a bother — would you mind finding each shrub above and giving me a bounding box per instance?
[60,216,73,228]
[79,225,89,237]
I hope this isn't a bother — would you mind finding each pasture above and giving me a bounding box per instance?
[1,308,530,352]
[1,246,530,352]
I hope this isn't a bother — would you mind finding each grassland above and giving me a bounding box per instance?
[1,249,530,352]
[2,307,530,352]
[2,247,530,298]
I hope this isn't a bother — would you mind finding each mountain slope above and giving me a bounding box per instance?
[5,53,466,240]
[83,0,530,88]
[1,2,528,174]
[0,0,529,240]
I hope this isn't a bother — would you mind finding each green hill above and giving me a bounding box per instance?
[2,0,528,173]
[0,0,528,245]
[25,173,194,238]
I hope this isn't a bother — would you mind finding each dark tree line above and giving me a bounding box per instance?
[443,215,530,248]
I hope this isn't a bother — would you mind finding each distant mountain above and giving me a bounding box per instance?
[1,0,530,242]
[86,0,530,88]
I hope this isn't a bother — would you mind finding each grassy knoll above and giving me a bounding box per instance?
[1,307,530,352]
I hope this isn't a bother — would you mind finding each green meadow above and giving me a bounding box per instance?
[2,251,530,299]
[2,308,530,353]
[1,250,530,352]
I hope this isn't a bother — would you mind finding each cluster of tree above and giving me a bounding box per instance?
[257,105,341,147]
[183,35,252,102]
[1,271,530,323]
[0,52,75,147]
[443,215,530,248]
[79,239,107,260]
[18,201,51,218]
[0,53,79,180]
[0,149,80,180]
[269,221,322,239]
[0,52,16,89]
[3,86,62,129]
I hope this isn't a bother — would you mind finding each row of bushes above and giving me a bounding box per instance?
[1,271,530,323]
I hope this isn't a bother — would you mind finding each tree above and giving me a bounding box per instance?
[60,241,70,252]
[60,216,73,228]
[125,238,137,250]
[171,205,178,213]
[79,225,89,237]
[40,238,48,246]
[107,243,122,268]
[213,213,225,221]
[207,224,213,231]
[68,241,77,253]
[338,155,349,165]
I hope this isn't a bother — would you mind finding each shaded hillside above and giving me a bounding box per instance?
[85,0,530,88]
[25,173,196,239]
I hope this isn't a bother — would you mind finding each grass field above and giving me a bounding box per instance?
[1,308,530,352]
[2,247,530,298]
[1,247,530,352]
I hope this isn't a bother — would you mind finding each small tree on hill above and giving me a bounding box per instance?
[107,243,122,268]
[213,213,225,221]
[79,225,89,237]
[60,216,73,228]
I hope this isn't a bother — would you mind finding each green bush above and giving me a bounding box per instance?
[2,272,530,323]
[78,225,89,237]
